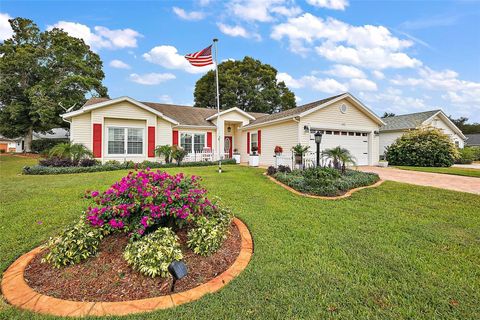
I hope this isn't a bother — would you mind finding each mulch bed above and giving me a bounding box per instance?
[24,223,241,302]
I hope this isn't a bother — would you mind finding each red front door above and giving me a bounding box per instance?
[224,136,233,158]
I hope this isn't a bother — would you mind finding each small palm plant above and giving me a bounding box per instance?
[155,145,173,163]
[291,144,310,165]
[322,146,356,173]
[49,142,92,162]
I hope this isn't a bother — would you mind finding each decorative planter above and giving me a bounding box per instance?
[249,155,259,167]
[378,161,388,167]
[232,154,241,164]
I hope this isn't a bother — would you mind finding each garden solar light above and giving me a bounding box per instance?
[168,260,188,292]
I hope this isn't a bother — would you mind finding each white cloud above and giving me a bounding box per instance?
[217,23,260,40]
[307,0,349,10]
[324,64,366,78]
[129,73,176,85]
[143,45,214,74]
[372,70,385,79]
[229,0,302,22]
[158,94,173,104]
[0,13,13,41]
[172,7,205,21]
[349,78,377,91]
[359,88,428,115]
[277,72,347,93]
[271,13,421,69]
[109,59,131,69]
[47,21,142,50]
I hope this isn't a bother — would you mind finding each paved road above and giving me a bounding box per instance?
[358,166,480,195]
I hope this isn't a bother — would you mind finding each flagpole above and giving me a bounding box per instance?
[213,38,221,173]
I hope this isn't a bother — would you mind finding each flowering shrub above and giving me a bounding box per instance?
[42,219,108,268]
[123,227,183,277]
[85,169,215,238]
[187,205,233,256]
[274,146,283,154]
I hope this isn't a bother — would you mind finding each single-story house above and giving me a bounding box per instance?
[61,92,386,166]
[1,128,70,153]
[0,135,22,153]
[465,133,480,147]
[379,110,466,156]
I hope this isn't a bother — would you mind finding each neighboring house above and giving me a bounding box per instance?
[61,93,385,166]
[465,133,480,147]
[379,110,466,156]
[0,135,22,153]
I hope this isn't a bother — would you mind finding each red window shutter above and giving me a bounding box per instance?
[207,132,212,148]
[247,132,250,154]
[258,130,262,154]
[172,130,179,146]
[93,123,102,158]
[148,126,155,157]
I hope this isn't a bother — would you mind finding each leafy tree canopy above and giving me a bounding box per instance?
[382,112,396,118]
[194,56,296,114]
[0,17,108,151]
[448,116,480,134]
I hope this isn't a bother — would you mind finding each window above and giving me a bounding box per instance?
[108,127,144,155]
[333,131,340,135]
[180,133,206,153]
[341,131,348,136]
[455,140,459,147]
[250,132,258,151]
[348,132,355,136]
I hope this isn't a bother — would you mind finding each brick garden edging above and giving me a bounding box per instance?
[1,218,253,317]
[264,173,384,200]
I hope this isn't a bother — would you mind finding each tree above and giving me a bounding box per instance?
[0,18,108,151]
[322,146,356,173]
[194,56,296,114]
[448,116,480,134]
[382,112,396,118]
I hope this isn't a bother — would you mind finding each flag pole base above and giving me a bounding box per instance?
[218,160,222,173]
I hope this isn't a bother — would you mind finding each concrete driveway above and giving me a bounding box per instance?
[357,166,480,195]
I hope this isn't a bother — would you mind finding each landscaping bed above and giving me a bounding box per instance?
[24,223,241,302]
[269,166,380,197]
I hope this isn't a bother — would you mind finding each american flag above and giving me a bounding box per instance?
[185,45,213,67]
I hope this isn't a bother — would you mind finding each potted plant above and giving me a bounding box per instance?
[249,146,259,167]
[232,148,241,164]
[378,153,388,167]
[274,145,283,156]
[291,144,309,167]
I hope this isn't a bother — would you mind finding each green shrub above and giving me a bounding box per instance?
[31,138,69,153]
[49,142,93,161]
[187,206,233,256]
[22,159,237,175]
[455,147,476,164]
[274,168,379,197]
[386,128,459,167]
[123,227,183,277]
[42,219,108,268]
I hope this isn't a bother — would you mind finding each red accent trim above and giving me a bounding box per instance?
[247,132,250,154]
[148,126,155,157]
[207,132,212,148]
[93,124,102,158]
[172,130,179,146]
[257,130,261,154]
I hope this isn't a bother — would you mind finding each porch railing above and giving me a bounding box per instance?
[183,150,231,162]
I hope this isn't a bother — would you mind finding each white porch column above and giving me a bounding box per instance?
[216,117,224,159]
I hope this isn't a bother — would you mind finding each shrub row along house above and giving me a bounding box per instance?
[61,92,465,167]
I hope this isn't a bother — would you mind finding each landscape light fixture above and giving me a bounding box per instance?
[314,131,323,167]
[168,260,188,292]
[227,126,232,133]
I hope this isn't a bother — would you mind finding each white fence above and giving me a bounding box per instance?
[183,150,230,162]
[274,151,328,169]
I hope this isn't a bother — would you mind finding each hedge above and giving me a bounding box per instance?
[22,159,237,175]
[31,138,69,153]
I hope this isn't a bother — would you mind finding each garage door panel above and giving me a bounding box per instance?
[308,131,369,165]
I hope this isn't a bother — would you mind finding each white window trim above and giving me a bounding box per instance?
[250,132,258,152]
[105,125,146,157]
[179,132,207,153]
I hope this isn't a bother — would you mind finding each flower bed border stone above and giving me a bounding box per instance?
[1,217,253,317]
[264,173,384,200]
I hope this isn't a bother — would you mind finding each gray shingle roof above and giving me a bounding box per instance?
[380,110,440,131]
[245,93,345,126]
[82,98,268,126]
[465,133,480,146]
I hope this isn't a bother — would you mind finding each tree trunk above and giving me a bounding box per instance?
[24,127,33,153]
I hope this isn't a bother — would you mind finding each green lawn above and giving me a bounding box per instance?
[1,155,480,319]
[394,165,480,178]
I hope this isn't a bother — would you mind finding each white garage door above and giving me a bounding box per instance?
[308,130,369,166]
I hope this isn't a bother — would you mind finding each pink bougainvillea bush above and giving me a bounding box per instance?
[85,169,215,238]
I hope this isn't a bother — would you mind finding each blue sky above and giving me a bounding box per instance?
[1,0,479,121]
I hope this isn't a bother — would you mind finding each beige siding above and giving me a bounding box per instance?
[70,112,91,149]
[91,101,157,126]
[157,118,173,147]
[424,116,465,148]
[379,131,403,156]
[299,98,381,165]
[243,120,298,166]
